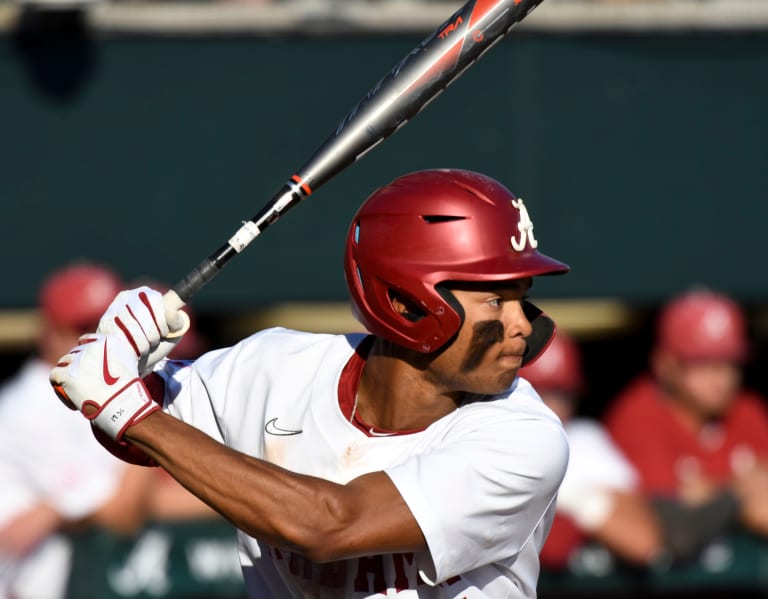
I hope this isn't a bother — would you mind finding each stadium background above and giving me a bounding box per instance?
[1,0,767,596]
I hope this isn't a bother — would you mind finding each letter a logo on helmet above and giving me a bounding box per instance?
[344,169,569,358]
[510,198,538,252]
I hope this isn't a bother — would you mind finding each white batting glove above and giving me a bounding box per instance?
[97,286,183,376]
[50,333,160,440]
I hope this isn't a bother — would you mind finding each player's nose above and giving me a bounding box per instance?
[505,301,533,341]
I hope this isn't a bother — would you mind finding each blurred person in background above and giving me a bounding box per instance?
[520,329,664,570]
[523,324,764,573]
[605,288,768,557]
[0,262,216,599]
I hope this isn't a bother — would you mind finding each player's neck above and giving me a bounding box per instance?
[357,338,462,431]
[663,390,718,434]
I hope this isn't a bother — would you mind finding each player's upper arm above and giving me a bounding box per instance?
[305,470,427,563]
[384,403,569,583]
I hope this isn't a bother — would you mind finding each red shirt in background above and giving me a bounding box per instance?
[539,513,586,570]
[604,374,768,498]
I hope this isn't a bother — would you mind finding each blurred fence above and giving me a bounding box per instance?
[1,0,767,313]
[65,518,768,599]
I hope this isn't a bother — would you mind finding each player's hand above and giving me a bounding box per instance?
[677,470,718,506]
[732,459,768,535]
[50,333,159,440]
[97,286,184,375]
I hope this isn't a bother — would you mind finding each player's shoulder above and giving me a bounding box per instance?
[454,377,566,441]
[730,388,768,420]
[503,375,565,423]
[237,327,366,355]
[450,378,569,482]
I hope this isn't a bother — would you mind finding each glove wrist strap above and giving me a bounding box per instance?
[87,378,160,440]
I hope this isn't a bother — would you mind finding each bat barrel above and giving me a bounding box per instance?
[295,0,545,193]
[170,0,546,308]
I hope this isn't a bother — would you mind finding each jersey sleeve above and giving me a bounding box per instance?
[149,356,229,445]
[147,328,335,452]
[555,420,639,530]
[384,401,569,585]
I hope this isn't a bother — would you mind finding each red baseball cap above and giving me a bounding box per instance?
[39,263,124,330]
[656,288,748,362]
[520,329,584,395]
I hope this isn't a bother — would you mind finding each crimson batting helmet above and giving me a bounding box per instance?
[656,288,749,363]
[39,262,124,330]
[344,169,569,359]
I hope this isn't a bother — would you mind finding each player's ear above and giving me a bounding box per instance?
[651,348,680,388]
[389,291,425,322]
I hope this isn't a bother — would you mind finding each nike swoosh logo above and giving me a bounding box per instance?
[264,418,303,436]
[102,340,120,386]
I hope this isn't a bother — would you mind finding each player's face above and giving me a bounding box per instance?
[673,359,742,419]
[426,278,534,396]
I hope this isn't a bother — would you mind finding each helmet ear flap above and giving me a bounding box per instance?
[522,301,556,366]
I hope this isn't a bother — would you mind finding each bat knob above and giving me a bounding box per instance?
[162,289,190,338]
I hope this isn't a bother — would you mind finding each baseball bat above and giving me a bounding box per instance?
[163,0,546,330]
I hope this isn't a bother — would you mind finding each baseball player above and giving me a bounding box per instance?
[528,322,768,570]
[0,264,137,599]
[0,263,216,599]
[51,169,571,598]
[605,288,768,547]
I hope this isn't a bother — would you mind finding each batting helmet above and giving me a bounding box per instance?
[656,288,748,362]
[519,330,584,395]
[344,169,569,358]
[39,262,124,330]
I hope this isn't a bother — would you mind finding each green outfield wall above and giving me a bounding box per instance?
[62,517,768,599]
[1,27,767,310]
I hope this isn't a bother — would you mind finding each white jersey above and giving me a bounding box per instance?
[152,328,569,599]
[0,359,126,599]
[551,418,638,531]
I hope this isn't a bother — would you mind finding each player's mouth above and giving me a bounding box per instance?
[497,351,525,369]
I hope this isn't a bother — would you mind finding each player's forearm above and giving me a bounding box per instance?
[590,491,664,565]
[125,412,332,552]
[124,411,422,562]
